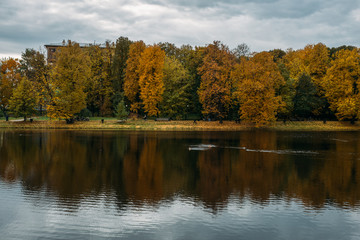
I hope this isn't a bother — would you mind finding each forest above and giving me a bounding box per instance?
[0,37,359,126]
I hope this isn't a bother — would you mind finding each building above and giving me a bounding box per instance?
[44,40,113,64]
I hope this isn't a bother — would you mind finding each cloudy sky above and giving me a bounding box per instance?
[1,0,359,58]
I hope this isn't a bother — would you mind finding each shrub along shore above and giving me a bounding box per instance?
[1,119,360,131]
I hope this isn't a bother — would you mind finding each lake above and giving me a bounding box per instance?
[0,130,360,239]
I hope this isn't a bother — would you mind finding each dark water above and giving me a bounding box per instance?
[1,130,360,239]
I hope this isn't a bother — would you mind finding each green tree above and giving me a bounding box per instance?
[277,63,295,120]
[138,45,165,116]
[20,49,50,115]
[8,77,38,121]
[178,45,204,116]
[111,37,132,107]
[116,100,129,120]
[158,42,180,58]
[160,56,191,118]
[124,41,146,113]
[86,45,113,116]
[0,58,21,120]
[47,41,91,122]
[293,73,320,119]
[198,41,235,121]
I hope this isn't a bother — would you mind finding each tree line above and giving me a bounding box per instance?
[0,37,359,125]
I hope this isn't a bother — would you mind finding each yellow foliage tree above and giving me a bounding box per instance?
[322,49,360,122]
[284,43,329,86]
[124,41,146,113]
[8,77,38,121]
[232,52,285,126]
[137,45,165,116]
[47,41,91,121]
[306,43,330,85]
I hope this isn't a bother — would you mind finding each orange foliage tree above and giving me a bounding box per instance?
[197,41,235,120]
[124,41,146,113]
[137,45,165,116]
[0,58,21,120]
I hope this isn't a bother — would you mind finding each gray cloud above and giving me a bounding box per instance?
[0,0,359,59]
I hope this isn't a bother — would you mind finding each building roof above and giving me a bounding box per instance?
[44,42,109,48]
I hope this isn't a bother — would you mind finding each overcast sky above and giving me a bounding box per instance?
[1,0,359,59]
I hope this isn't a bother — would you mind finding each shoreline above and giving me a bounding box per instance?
[1,119,360,131]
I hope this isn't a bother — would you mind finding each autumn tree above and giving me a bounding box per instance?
[8,77,38,121]
[329,45,356,60]
[111,37,132,107]
[232,51,285,126]
[306,43,330,86]
[283,43,330,119]
[0,58,21,120]
[138,45,165,116]
[85,45,113,116]
[160,56,191,118]
[20,49,50,114]
[47,41,91,122]
[123,41,146,113]
[198,41,235,121]
[322,49,360,122]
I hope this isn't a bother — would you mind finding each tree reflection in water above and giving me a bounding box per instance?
[1,130,360,212]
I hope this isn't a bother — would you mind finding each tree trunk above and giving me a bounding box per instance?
[24,116,27,121]
[4,111,9,121]
[351,117,355,125]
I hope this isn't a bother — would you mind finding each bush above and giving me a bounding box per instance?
[78,108,92,118]
[116,100,129,120]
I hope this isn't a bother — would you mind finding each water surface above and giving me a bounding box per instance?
[1,130,360,239]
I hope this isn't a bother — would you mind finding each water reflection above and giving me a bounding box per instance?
[1,130,360,212]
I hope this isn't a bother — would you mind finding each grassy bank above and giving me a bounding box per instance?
[1,119,360,131]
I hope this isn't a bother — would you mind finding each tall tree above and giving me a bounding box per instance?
[0,58,21,120]
[123,41,146,113]
[20,49,49,115]
[85,45,113,116]
[178,45,204,116]
[293,73,320,119]
[160,56,191,118]
[322,49,360,122]
[47,41,91,122]
[306,43,330,86]
[277,62,295,120]
[284,43,330,118]
[8,77,38,121]
[232,52,285,126]
[111,37,132,107]
[198,41,235,120]
[138,45,165,116]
